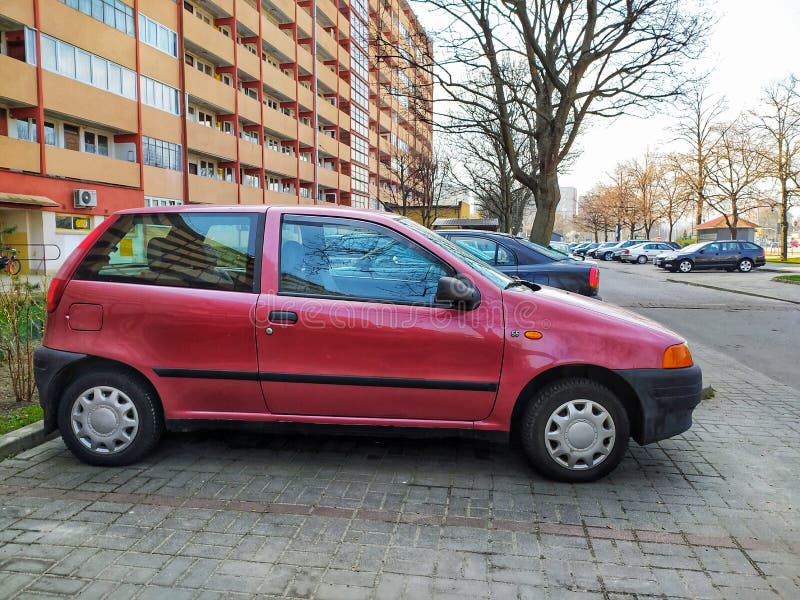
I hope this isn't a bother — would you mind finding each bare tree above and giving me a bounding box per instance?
[752,75,800,260]
[704,119,768,239]
[417,151,455,228]
[658,155,694,241]
[672,82,727,226]
[625,153,663,238]
[386,0,708,244]
[578,186,614,242]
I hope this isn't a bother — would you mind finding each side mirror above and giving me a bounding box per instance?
[435,275,481,310]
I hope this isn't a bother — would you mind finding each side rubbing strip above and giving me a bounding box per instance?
[154,369,497,392]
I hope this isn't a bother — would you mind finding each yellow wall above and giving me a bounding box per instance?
[395,202,471,227]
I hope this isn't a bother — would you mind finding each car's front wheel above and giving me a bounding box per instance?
[738,258,754,272]
[519,378,630,482]
[603,252,613,261]
[58,367,164,466]
[678,259,693,273]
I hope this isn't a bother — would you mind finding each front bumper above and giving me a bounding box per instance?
[614,364,703,445]
[34,346,88,433]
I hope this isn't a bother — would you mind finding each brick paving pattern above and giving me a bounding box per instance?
[0,341,798,599]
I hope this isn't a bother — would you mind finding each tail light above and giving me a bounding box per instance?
[623,249,630,254]
[589,265,599,288]
[46,217,113,313]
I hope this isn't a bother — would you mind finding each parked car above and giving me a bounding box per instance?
[35,206,702,482]
[609,240,654,261]
[620,242,679,264]
[661,240,766,273]
[587,242,619,259]
[549,241,571,255]
[575,242,601,257]
[437,230,600,297]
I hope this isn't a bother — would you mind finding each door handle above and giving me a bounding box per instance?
[269,310,298,324]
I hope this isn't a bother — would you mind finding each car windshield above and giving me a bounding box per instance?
[680,243,704,252]
[514,237,570,261]
[398,219,515,290]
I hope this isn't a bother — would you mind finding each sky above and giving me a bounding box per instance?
[411,0,800,200]
[560,0,800,196]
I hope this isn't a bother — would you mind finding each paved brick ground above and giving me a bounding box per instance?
[1,341,798,599]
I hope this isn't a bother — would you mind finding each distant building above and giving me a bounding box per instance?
[696,215,758,242]
[383,198,471,228]
[432,217,498,231]
[558,187,578,217]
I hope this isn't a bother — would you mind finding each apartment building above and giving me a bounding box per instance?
[0,0,432,272]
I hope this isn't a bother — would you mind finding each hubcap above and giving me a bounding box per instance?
[71,386,139,454]
[740,260,752,272]
[544,400,615,470]
[679,260,692,272]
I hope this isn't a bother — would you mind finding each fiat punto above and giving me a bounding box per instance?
[35,206,702,482]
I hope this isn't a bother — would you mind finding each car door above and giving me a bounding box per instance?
[67,211,267,418]
[254,213,505,421]
[720,241,741,267]
[695,242,721,268]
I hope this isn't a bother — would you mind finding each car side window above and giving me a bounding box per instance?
[495,244,516,266]
[449,236,497,264]
[279,216,454,305]
[74,212,261,292]
[722,242,740,252]
[705,243,720,252]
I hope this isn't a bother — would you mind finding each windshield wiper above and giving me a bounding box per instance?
[504,279,541,291]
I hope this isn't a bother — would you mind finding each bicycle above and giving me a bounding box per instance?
[0,248,22,275]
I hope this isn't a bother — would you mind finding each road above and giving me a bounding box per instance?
[597,260,800,390]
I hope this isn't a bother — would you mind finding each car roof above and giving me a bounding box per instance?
[116,204,402,217]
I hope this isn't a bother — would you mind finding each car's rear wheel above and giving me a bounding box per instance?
[519,378,630,482]
[678,259,693,273]
[636,255,648,264]
[603,252,613,261]
[58,367,164,466]
[738,258,753,272]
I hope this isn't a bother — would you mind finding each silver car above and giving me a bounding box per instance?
[620,242,677,264]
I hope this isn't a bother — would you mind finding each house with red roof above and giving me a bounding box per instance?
[696,215,759,242]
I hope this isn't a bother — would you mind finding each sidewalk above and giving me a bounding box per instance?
[0,340,798,599]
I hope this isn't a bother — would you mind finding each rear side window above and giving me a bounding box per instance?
[74,212,262,292]
[721,241,741,252]
[742,242,761,251]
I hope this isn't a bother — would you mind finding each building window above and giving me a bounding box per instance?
[140,76,180,114]
[15,118,37,142]
[138,14,178,57]
[59,0,135,37]
[44,122,56,146]
[39,33,136,99]
[56,213,92,231]
[145,196,183,207]
[83,131,109,156]
[142,136,182,171]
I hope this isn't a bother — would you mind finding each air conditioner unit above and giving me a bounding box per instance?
[73,189,97,209]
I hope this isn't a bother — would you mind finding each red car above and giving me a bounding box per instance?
[35,206,701,482]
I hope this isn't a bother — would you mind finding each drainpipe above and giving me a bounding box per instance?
[312,0,318,203]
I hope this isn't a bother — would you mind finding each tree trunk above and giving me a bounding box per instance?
[780,179,789,261]
[528,171,559,245]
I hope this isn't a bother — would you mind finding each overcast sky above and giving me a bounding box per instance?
[413,0,800,200]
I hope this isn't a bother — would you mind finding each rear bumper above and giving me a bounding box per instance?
[614,365,703,445]
[34,346,87,433]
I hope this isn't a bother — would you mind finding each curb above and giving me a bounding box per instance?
[0,420,60,460]
[665,278,800,305]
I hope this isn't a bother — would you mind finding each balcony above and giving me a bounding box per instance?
[236,0,259,33]
[188,174,238,205]
[297,46,313,79]
[0,137,40,173]
[262,62,296,99]
[140,44,180,89]
[316,26,338,62]
[263,109,296,139]
[143,165,183,200]
[298,161,313,182]
[239,184,263,205]
[207,0,233,13]
[316,0,338,27]
[142,106,182,145]
[295,8,313,40]
[187,121,237,160]
[297,86,314,113]
[266,0,294,21]
[238,92,261,124]
[318,133,338,156]
[185,67,235,113]
[183,9,234,65]
[238,47,260,80]
[298,123,314,147]
[46,146,139,187]
[261,17,296,61]
[264,148,297,177]
[317,97,338,125]
[4,1,34,25]
[43,72,137,132]
[318,167,338,189]
[265,189,295,205]
[140,0,177,29]
[317,65,338,95]
[239,139,262,167]
[41,0,135,70]
[0,55,37,106]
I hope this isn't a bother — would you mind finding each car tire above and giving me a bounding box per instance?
[738,258,753,273]
[636,255,648,264]
[519,378,630,483]
[58,367,164,466]
[603,252,613,261]
[678,259,693,273]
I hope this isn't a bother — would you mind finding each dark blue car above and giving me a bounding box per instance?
[660,240,766,273]
[437,230,600,296]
